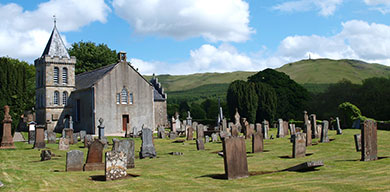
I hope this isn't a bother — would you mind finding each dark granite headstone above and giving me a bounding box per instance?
[105,151,127,181]
[354,134,361,152]
[361,120,377,161]
[1,105,15,149]
[84,135,93,148]
[196,139,205,150]
[40,150,51,161]
[139,128,156,159]
[292,132,306,158]
[222,136,249,180]
[83,140,105,171]
[66,150,84,171]
[34,125,45,149]
[252,131,263,153]
[112,138,135,168]
[320,120,329,143]
[59,138,69,150]
[47,131,56,144]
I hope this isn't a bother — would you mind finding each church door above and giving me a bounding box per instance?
[122,115,129,132]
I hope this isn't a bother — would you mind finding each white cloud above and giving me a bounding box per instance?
[364,0,390,14]
[273,0,343,16]
[0,0,110,62]
[112,0,254,42]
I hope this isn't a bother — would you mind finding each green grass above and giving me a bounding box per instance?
[1,129,389,191]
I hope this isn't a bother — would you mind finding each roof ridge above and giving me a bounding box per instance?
[76,63,117,77]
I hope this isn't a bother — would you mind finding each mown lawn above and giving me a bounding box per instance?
[0,129,389,191]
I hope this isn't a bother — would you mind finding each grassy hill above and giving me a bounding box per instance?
[146,59,390,102]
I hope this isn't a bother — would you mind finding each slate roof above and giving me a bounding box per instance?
[153,88,166,101]
[75,63,117,90]
[42,25,70,58]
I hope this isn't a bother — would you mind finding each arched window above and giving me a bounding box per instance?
[129,93,133,104]
[62,91,68,105]
[62,68,68,84]
[121,88,128,104]
[54,91,59,105]
[54,67,59,84]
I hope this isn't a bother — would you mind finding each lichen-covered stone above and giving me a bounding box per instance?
[105,151,127,181]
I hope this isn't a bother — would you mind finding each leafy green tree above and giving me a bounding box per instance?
[253,82,277,122]
[248,69,309,120]
[68,41,117,74]
[358,77,390,120]
[167,103,179,118]
[226,80,258,123]
[190,103,206,120]
[338,102,363,128]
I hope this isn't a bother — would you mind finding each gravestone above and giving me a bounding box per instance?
[284,160,324,171]
[197,124,204,139]
[73,133,79,144]
[277,119,285,138]
[320,120,329,143]
[98,118,105,139]
[171,116,176,133]
[222,136,249,180]
[84,140,105,171]
[222,118,227,132]
[1,105,15,149]
[310,114,318,138]
[336,117,342,135]
[304,121,312,146]
[59,138,70,150]
[354,134,362,152]
[262,120,269,139]
[303,111,309,126]
[100,136,108,149]
[64,128,74,145]
[283,121,289,136]
[186,111,192,126]
[84,135,93,148]
[158,126,166,139]
[211,133,218,142]
[28,122,36,144]
[105,151,127,181]
[317,124,323,140]
[196,139,205,150]
[289,124,296,136]
[169,131,177,140]
[47,131,56,144]
[292,132,306,158]
[361,120,377,161]
[40,150,51,161]
[139,128,156,159]
[66,150,84,171]
[205,135,210,143]
[255,123,262,133]
[34,125,45,149]
[219,131,231,140]
[186,126,194,140]
[252,131,263,153]
[231,125,239,137]
[13,132,25,142]
[79,130,86,142]
[112,138,135,168]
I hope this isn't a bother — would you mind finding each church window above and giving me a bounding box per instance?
[54,91,59,105]
[116,93,120,104]
[62,67,68,84]
[121,88,128,104]
[129,93,133,104]
[54,67,59,84]
[63,91,68,105]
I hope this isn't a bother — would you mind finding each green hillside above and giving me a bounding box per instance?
[145,59,390,102]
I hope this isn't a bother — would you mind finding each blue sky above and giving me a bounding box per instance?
[1,0,390,75]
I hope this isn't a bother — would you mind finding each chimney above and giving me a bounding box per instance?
[118,51,127,62]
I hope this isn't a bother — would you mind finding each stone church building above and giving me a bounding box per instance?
[34,24,168,135]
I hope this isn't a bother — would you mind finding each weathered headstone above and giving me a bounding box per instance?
[59,138,70,150]
[186,111,192,126]
[277,119,285,138]
[13,132,25,142]
[0,105,15,149]
[317,124,323,140]
[100,136,108,149]
[40,150,51,161]
[186,126,194,140]
[197,124,204,139]
[262,120,269,139]
[354,134,361,152]
[205,135,210,143]
[361,120,377,161]
[98,118,105,139]
[231,125,239,137]
[64,128,74,145]
[112,138,135,168]
[289,124,296,136]
[255,123,262,133]
[196,139,205,150]
[211,133,218,142]
[222,136,249,180]
[33,125,45,149]
[292,132,306,158]
[105,151,127,181]
[284,160,324,171]
[47,131,56,144]
[320,120,329,143]
[310,114,318,138]
[283,121,289,136]
[252,131,263,153]
[304,121,312,146]
[28,121,36,144]
[79,130,86,142]
[66,150,84,171]
[158,126,166,139]
[84,135,93,148]
[169,131,177,140]
[336,117,342,135]
[139,128,156,159]
[84,140,105,171]
[73,133,79,144]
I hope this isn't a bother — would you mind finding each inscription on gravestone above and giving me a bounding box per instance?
[361,120,377,161]
[222,137,249,180]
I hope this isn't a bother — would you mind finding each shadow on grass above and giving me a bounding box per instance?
[247,150,270,154]
[172,140,185,143]
[89,173,140,182]
[335,156,389,162]
[199,170,298,180]
[279,153,313,159]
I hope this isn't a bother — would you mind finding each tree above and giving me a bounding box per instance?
[68,41,117,74]
[190,103,206,120]
[226,80,258,123]
[248,69,309,120]
[253,82,277,122]
[201,99,219,120]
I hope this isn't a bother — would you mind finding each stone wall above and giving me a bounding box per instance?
[154,100,168,128]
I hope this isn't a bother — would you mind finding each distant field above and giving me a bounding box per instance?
[0,129,389,191]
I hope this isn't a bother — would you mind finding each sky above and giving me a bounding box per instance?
[0,0,390,75]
